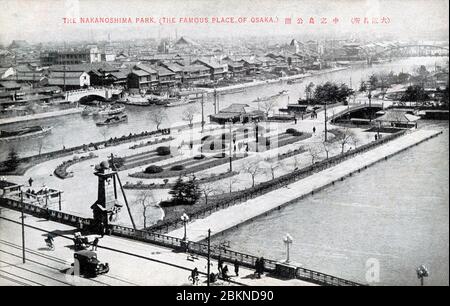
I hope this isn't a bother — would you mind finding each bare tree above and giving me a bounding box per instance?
[37,138,45,156]
[320,135,336,159]
[336,128,358,154]
[260,99,278,117]
[306,143,323,165]
[227,176,240,193]
[182,105,197,127]
[240,159,264,187]
[199,182,220,205]
[149,108,167,130]
[263,157,280,180]
[135,190,155,229]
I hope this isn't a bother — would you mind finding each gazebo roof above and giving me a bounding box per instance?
[376,110,420,123]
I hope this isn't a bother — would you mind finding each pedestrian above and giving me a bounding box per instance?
[28,177,33,187]
[259,257,265,277]
[374,134,378,141]
[234,259,239,277]
[218,256,223,274]
[78,219,84,231]
[254,258,260,278]
[91,237,99,251]
[313,126,316,134]
[222,265,229,280]
[294,117,297,124]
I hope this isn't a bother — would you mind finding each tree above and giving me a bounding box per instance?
[240,159,264,187]
[36,138,45,156]
[368,74,378,90]
[313,81,354,104]
[260,99,278,117]
[135,190,155,228]
[5,149,19,171]
[306,143,323,165]
[149,108,167,130]
[321,136,336,159]
[335,128,358,154]
[182,105,197,127]
[262,157,280,180]
[305,82,315,101]
[227,176,240,193]
[199,182,219,205]
[168,175,200,205]
[400,85,429,105]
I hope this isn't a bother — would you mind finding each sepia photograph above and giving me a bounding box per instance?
[0,0,448,291]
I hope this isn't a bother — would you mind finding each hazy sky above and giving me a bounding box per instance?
[0,0,448,45]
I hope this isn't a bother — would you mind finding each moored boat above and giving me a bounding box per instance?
[95,113,128,126]
[164,96,196,107]
[252,90,289,103]
[95,104,126,116]
[0,126,53,141]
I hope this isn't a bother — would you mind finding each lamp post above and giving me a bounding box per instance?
[283,233,293,263]
[416,265,429,286]
[181,213,189,241]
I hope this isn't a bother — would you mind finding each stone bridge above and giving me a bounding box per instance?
[65,87,123,103]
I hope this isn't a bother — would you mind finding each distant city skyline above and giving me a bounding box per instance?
[0,0,449,45]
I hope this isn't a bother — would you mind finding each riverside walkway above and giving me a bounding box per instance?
[168,129,443,242]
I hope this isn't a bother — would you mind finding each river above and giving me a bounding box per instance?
[0,57,447,161]
[212,121,449,286]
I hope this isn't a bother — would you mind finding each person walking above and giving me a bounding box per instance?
[313,126,316,134]
[91,237,99,251]
[234,259,240,277]
[218,256,223,274]
[254,258,260,278]
[28,177,33,187]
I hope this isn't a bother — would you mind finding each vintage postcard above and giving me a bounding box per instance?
[0,0,448,291]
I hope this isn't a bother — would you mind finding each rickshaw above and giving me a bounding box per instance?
[73,232,89,251]
[73,250,109,278]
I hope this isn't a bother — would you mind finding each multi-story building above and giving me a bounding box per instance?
[40,46,102,66]
[191,58,228,81]
[181,64,211,86]
[127,64,158,91]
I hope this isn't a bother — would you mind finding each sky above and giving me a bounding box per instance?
[0,0,448,45]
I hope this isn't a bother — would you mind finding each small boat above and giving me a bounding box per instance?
[0,126,53,141]
[164,97,196,107]
[96,104,126,116]
[252,90,289,103]
[119,95,151,106]
[96,113,128,126]
[81,106,100,116]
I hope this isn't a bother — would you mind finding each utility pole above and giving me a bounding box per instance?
[324,101,328,141]
[229,120,233,172]
[368,89,372,122]
[207,229,211,287]
[213,88,217,114]
[20,190,25,264]
[201,93,205,133]
[63,64,66,92]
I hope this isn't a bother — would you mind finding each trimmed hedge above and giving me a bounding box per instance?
[156,146,171,156]
[170,165,185,171]
[144,165,164,174]
[286,128,303,136]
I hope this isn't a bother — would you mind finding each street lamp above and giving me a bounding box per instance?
[416,265,429,286]
[283,233,293,263]
[181,213,189,241]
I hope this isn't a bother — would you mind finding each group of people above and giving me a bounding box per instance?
[254,257,265,278]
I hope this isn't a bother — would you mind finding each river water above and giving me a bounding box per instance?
[0,57,447,160]
[212,121,449,286]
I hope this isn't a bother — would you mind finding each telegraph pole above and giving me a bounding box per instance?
[201,93,205,133]
[20,190,25,263]
[228,120,233,172]
[207,229,211,287]
[324,101,328,141]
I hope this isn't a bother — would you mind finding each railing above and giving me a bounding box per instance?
[0,195,363,286]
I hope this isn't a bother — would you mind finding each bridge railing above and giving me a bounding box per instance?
[0,195,364,286]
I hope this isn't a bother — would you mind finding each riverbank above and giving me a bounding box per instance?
[0,107,82,126]
[168,129,443,242]
[203,66,351,94]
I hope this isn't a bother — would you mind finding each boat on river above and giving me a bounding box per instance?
[95,113,128,126]
[118,94,151,106]
[0,126,53,141]
[164,96,196,107]
[252,90,289,103]
[96,104,126,116]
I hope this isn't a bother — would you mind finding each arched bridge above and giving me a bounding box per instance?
[330,103,384,123]
[65,87,123,103]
